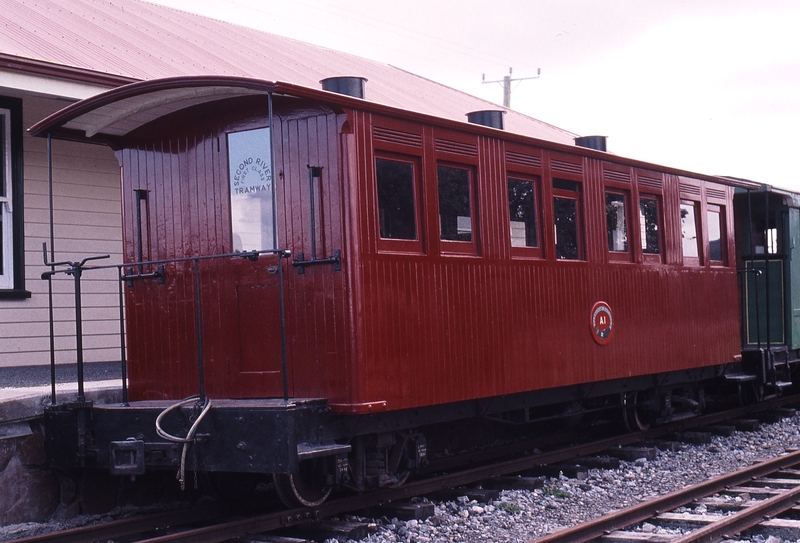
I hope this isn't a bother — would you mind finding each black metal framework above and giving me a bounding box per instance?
[42,246,110,403]
[47,133,56,405]
[269,94,290,403]
[42,247,291,405]
[291,166,342,274]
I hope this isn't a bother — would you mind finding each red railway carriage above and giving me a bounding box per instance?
[32,76,753,506]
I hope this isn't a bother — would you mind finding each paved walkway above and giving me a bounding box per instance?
[0,362,124,423]
[0,361,123,388]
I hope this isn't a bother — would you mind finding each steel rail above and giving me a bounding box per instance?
[10,503,235,543]
[532,448,800,542]
[671,482,800,543]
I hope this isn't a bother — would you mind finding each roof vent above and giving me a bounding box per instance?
[466,110,505,130]
[320,77,367,99]
[575,135,607,152]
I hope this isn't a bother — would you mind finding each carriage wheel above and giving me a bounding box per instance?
[273,458,332,508]
[622,391,653,432]
[387,469,411,488]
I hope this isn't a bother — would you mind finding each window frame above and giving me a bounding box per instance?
[638,193,663,264]
[0,96,27,299]
[374,152,424,254]
[436,162,478,255]
[706,203,726,266]
[507,174,543,258]
[226,126,276,253]
[605,189,631,261]
[680,199,702,266]
[552,178,584,261]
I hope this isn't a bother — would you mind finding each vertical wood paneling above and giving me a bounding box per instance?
[111,97,744,414]
[353,134,741,410]
[118,110,351,401]
[350,119,743,412]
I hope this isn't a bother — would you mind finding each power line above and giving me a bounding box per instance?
[482,67,541,108]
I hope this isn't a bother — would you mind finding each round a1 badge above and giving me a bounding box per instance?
[591,301,614,346]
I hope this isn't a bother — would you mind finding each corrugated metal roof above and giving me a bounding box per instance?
[0,0,577,144]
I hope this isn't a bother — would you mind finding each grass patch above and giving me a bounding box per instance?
[542,486,571,499]
[496,501,522,514]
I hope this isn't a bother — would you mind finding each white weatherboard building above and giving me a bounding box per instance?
[0,0,575,370]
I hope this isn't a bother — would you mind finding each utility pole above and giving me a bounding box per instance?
[482,67,541,108]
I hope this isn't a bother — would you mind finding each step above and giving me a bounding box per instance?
[296,441,351,460]
[725,373,757,382]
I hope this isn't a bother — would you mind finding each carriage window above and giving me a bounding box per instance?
[708,205,724,262]
[553,179,582,260]
[605,192,628,252]
[227,127,275,252]
[438,165,472,242]
[554,197,580,259]
[508,178,538,247]
[767,228,779,254]
[376,158,417,240]
[680,201,699,259]
[639,197,660,254]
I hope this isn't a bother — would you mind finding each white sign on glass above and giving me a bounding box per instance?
[227,127,275,251]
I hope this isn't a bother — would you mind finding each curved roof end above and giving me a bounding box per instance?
[29,76,280,141]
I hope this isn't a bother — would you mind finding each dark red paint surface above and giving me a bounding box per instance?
[115,97,741,412]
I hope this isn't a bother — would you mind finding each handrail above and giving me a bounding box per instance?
[42,244,110,403]
[42,246,291,406]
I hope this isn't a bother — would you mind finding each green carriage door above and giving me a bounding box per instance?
[743,258,785,347]
[789,207,800,349]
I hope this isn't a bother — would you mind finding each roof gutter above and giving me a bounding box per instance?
[0,53,138,88]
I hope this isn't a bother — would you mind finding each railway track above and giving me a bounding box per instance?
[533,447,800,542]
[10,395,800,543]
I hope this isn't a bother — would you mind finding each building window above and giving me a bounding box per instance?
[376,157,417,240]
[708,204,724,263]
[0,111,10,288]
[508,177,538,248]
[438,165,472,242]
[605,192,628,252]
[0,97,25,297]
[639,196,661,255]
[680,201,700,261]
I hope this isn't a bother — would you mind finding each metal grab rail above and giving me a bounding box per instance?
[291,166,341,274]
[42,245,110,404]
[41,245,291,405]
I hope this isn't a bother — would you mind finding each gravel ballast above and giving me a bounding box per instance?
[352,415,800,543]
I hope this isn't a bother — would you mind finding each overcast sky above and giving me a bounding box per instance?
[151,0,800,191]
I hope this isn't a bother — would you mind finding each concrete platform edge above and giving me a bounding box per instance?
[0,381,123,424]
